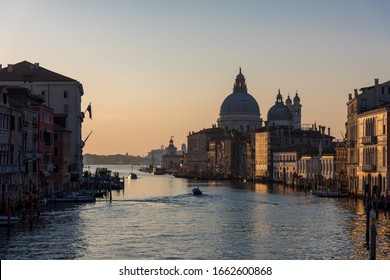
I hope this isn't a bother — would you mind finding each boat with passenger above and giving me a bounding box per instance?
[192,187,202,195]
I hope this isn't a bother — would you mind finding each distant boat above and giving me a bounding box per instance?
[0,216,21,226]
[192,187,202,195]
[128,172,138,179]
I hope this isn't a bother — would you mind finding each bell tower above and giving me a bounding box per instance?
[292,91,302,130]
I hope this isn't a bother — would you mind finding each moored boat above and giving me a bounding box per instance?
[128,172,138,179]
[0,216,21,226]
[312,190,347,198]
[51,191,96,203]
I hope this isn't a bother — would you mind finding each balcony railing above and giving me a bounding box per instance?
[361,136,377,145]
[362,165,377,172]
[0,165,26,174]
[23,151,41,160]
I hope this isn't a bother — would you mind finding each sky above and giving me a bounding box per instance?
[1,0,390,156]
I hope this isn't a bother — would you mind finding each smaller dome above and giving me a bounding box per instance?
[267,103,292,122]
[267,90,292,123]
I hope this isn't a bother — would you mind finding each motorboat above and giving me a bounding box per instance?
[128,172,138,179]
[192,187,202,195]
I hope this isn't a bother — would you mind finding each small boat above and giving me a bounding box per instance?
[0,216,21,226]
[192,187,202,195]
[312,190,347,198]
[128,172,138,179]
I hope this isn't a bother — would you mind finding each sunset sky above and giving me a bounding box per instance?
[1,0,390,156]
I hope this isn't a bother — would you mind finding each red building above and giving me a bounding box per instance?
[32,104,55,196]
[53,114,72,193]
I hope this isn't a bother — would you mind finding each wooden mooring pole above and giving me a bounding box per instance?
[370,208,377,260]
[29,192,33,230]
[109,178,112,203]
[7,192,11,234]
[22,184,26,221]
[366,199,371,247]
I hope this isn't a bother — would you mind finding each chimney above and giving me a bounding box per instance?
[328,127,331,135]
[322,126,326,134]
[7,64,13,72]
[34,63,39,69]
[354,89,358,97]
[0,64,2,70]
[375,78,379,86]
[348,93,352,100]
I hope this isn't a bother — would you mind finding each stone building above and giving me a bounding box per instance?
[255,90,333,180]
[0,61,85,181]
[0,86,40,211]
[356,103,390,197]
[345,78,390,196]
[162,137,183,174]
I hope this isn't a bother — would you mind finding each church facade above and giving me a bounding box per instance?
[184,68,335,181]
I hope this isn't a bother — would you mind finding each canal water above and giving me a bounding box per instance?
[1,165,390,260]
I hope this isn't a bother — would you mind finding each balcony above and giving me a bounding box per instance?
[361,136,377,145]
[23,151,41,160]
[362,165,377,172]
[346,140,355,148]
[0,165,26,174]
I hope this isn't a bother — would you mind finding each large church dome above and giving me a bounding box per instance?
[267,90,292,126]
[218,68,262,133]
[220,92,260,115]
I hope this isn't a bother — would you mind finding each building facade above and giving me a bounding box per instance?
[346,78,390,196]
[0,61,85,180]
[162,137,183,174]
[0,86,40,211]
[356,104,390,197]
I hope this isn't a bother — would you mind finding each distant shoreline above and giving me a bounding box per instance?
[83,153,154,166]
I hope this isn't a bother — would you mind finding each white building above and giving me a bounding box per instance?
[0,61,85,179]
[273,151,299,184]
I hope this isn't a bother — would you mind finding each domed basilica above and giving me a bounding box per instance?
[217,68,302,132]
[217,68,263,132]
[267,89,302,129]
[185,68,333,182]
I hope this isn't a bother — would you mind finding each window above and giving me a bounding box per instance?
[64,90,68,99]
[54,147,59,157]
[41,90,46,97]
[361,99,367,110]
[54,133,59,141]
[2,92,7,104]
[63,104,69,113]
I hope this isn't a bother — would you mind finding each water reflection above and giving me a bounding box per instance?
[1,165,390,259]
